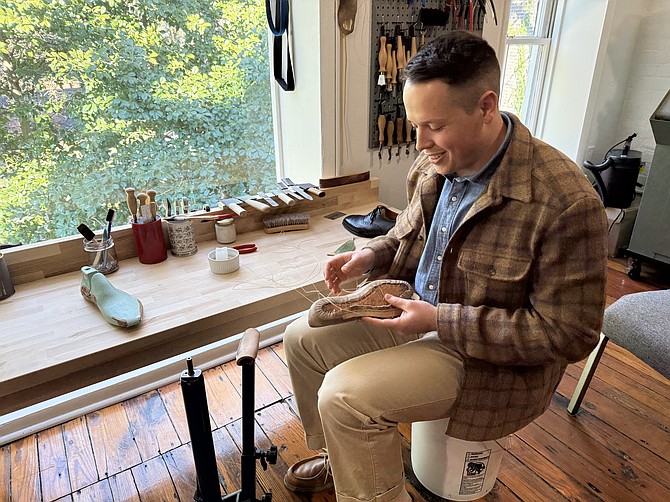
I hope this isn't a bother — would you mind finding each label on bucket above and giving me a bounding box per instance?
[459,448,491,495]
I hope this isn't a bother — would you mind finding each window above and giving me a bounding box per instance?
[500,0,557,134]
[0,0,275,246]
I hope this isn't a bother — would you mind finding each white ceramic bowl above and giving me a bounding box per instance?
[208,248,240,274]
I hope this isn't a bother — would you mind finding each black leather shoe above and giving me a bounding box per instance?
[342,205,396,238]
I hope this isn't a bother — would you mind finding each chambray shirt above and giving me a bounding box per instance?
[415,113,513,305]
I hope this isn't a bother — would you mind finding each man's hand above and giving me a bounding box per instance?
[324,249,375,294]
[363,294,438,334]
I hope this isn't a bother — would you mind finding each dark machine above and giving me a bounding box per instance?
[180,328,277,502]
[583,133,642,209]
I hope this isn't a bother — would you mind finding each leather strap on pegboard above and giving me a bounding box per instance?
[266,0,295,91]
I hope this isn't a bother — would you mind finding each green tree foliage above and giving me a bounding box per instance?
[0,0,275,244]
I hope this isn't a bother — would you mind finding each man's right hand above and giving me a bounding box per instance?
[324,248,375,294]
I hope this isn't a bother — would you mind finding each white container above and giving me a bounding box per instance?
[208,248,239,274]
[411,418,506,501]
[215,218,236,244]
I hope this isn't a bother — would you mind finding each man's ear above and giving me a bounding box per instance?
[479,91,499,123]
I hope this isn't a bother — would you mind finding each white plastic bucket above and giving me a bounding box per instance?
[411,418,506,501]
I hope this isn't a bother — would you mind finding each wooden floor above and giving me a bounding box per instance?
[1,259,669,502]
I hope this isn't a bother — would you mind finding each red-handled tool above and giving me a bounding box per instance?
[232,243,257,254]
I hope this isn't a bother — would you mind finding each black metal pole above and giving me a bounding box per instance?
[181,358,222,502]
[240,361,257,501]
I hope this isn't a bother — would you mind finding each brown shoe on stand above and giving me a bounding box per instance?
[284,452,334,493]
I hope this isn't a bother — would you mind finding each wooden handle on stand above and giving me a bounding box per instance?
[125,187,138,223]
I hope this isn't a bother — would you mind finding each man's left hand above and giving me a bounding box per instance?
[363,294,438,334]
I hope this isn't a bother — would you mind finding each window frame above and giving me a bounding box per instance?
[500,0,559,134]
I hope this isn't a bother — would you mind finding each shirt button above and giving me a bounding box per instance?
[437,255,442,261]
[428,284,435,290]
[451,196,457,202]
[441,227,447,233]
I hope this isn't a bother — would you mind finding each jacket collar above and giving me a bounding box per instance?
[485,113,533,204]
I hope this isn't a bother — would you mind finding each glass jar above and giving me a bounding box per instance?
[83,236,119,274]
[215,218,236,244]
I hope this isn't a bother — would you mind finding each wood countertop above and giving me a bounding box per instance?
[0,190,381,416]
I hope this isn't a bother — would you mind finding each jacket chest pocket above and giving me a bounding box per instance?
[456,250,531,308]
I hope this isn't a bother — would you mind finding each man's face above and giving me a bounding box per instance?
[403,80,487,177]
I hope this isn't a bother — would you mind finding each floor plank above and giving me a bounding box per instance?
[10,434,42,502]
[62,416,99,492]
[221,357,283,410]
[37,425,72,501]
[107,469,140,502]
[157,380,192,444]
[202,363,243,428]
[130,455,178,501]
[86,403,142,478]
[123,390,180,461]
[0,444,11,501]
[72,478,114,502]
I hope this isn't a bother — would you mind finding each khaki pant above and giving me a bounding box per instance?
[283,315,465,502]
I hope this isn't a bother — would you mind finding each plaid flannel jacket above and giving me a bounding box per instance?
[366,114,608,441]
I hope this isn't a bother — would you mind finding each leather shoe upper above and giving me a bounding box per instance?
[342,205,397,238]
[284,453,334,493]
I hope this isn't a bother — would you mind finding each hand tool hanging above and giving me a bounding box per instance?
[266,0,295,91]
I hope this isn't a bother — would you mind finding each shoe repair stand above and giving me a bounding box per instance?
[180,328,278,502]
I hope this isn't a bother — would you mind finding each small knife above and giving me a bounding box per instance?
[257,192,279,207]
[277,181,304,200]
[282,178,313,200]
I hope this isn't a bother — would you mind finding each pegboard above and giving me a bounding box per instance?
[368,0,484,157]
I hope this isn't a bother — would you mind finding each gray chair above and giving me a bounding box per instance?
[567,289,670,415]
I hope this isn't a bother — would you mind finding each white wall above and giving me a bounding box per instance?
[538,0,609,161]
[613,0,670,185]
[578,0,650,164]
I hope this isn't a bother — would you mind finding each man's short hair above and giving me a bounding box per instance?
[403,31,501,111]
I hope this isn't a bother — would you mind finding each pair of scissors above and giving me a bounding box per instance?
[232,243,257,254]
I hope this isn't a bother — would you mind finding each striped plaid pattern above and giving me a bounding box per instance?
[365,114,608,441]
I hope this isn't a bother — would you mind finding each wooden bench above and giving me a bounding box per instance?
[0,180,380,423]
